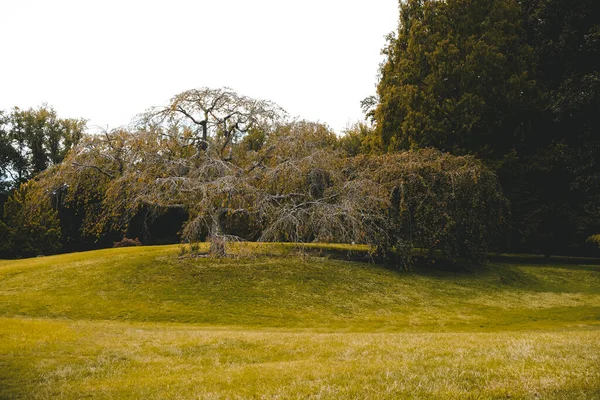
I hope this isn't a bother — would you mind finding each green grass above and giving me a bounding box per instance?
[1,244,599,399]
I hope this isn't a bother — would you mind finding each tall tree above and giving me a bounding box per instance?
[510,0,600,254]
[0,105,85,192]
[374,0,538,159]
[372,0,600,255]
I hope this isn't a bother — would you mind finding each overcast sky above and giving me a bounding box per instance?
[1,0,398,133]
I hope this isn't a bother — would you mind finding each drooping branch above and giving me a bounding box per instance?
[71,161,115,178]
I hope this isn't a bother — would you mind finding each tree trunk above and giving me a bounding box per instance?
[209,210,226,257]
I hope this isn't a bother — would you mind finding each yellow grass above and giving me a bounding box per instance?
[1,244,599,398]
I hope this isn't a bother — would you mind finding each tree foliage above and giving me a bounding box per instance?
[0,87,507,266]
[374,0,537,158]
[0,182,61,258]
[23,88,506,265]
[355,149,507,262]
[371,0,600,255]
[0,106,85,258]
[0,105,85,192]
[517,0,600,253]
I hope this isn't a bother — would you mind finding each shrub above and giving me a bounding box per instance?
[113,237,142,248]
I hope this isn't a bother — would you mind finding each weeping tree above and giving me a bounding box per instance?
[254,121,389,248]
[137,87,287,254]
[140,87,286,161]
[354,149,508,262]
[25,87,507,265]
[32,129,506,264]
[30,118,390,257]
[28,88,288,255]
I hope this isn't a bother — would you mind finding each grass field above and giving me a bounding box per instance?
[1,244,599,399]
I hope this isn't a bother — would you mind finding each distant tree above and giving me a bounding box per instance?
[338,121,377,156]
[0,112,16,204]
[0,106,85,256]
[0,182,61,258]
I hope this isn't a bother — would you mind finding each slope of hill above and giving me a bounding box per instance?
[1,244,599,399]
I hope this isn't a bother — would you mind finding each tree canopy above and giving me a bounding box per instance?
[370,0,600,256]
[9,88,506,265]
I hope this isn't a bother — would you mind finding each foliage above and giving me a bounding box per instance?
[0,182,61,258]
[0,106,85,254]
[33,132,505,265]
[113,236,142,247]
[15,87,506,265]
[338,121,377,156]
[370,0,600,256]
[374,0,537,158]
[513,0,600,254]
[140,87,286,161]
[0,105,85,192]
[587,234,600,248]
[354,149,507,262]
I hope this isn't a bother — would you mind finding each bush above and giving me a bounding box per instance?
[113,237,142,248]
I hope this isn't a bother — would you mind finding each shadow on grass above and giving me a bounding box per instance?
[299,246,486,277]
[490,253,600,266]
[0,359,32,400]
[319,246,600,275]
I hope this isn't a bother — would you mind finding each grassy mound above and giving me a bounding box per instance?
[1,244,599,399]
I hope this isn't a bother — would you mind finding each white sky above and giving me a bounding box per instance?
[1,0,398,133]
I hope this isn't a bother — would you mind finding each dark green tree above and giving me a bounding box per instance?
[374,0,538,159]
[505,0,600,254]
[372,0,600,255]
[0,105,85,192]
[0,182,61,258]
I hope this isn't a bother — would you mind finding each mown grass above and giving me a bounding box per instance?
[1,244,599,399]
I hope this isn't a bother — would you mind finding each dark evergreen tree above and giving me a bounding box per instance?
[374,0,538,159]
[509,0,600,254]
[372,0,600,255]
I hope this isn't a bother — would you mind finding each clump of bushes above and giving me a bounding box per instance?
[113,237,142,248]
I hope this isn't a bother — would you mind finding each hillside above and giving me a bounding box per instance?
[1,244,599,399]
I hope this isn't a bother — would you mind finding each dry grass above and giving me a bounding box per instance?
[1,318,598,399]
[0,244,599,399]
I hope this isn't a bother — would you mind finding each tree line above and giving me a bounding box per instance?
[1,0,598,261]
[0,88,505,265]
